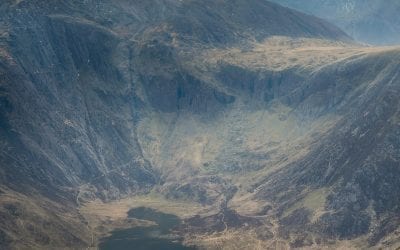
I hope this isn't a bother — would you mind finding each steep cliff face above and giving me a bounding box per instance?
[0,9,157,202]
[254,50,400,244]
[0,0,399,249]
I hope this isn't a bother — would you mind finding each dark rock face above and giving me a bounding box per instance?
[0,12,157,200]
[0,0,399,249]
[316,210,371,239]
[216,65,306,107]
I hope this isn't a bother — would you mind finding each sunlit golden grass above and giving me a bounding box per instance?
[197,36,400,72]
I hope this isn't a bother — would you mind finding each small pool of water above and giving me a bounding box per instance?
[99,207,196,250]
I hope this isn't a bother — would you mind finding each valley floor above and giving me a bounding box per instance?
[80,193,400,250]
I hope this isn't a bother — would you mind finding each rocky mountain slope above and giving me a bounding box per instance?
[0,0,399,249]
[269,0,400,45]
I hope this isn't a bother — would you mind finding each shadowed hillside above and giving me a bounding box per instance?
[269,0,400,45]
[0,0,399,249]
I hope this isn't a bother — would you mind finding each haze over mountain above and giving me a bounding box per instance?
[0,0,399,249]
[269,0,400,45]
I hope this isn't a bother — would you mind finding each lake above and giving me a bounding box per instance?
[99,207,196,250]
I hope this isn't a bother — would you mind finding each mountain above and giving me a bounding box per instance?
[269,0,400,45]
[0,0,399,249]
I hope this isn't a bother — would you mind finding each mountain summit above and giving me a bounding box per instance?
[269,0,400,45]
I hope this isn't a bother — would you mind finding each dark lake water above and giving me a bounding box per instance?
[99,207,196,250]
